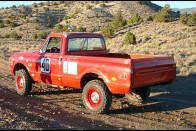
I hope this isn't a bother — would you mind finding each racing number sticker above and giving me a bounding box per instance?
[41,58,50,73]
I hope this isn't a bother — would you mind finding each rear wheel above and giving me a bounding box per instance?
[15,69,32,96]
[82,79,112,114]
[126,86,150,103]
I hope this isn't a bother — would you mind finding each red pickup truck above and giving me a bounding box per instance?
[9,32,176,114]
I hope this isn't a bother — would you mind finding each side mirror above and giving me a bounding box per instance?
[39,49,43,53]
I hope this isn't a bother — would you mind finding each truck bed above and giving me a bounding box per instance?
[70,52,176,90]
[130,54,176,88]
[100,53,176,88]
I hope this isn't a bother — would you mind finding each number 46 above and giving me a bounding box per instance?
[41,58,50,73]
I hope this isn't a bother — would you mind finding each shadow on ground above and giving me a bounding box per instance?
[28,75,195,115]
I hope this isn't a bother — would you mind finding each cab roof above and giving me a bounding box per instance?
[50,32,104,38]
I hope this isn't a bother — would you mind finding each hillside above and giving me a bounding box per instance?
[172,7,196,14]
[0,1,195,76]
[0,1,180,37]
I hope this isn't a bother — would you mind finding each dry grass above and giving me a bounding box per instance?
[106,21,196,76]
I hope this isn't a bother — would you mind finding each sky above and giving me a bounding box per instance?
[151,1,196,9]
[0,1,44,8]
[0,1,196,9]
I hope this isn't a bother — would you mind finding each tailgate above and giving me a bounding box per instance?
[131,54,176,88]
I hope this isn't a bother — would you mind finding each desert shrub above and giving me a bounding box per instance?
[46,2,50,6]
[8,22,17,27]
[10,31,22,40]
[94,1,99,4]
[33,3,37,8]
[33,9,38,13]
[38,31,50,39]
[128,13,143,24]
[136,1,143,5]
[12,5,16,8]
[88,27,96,33]
[46,16,53,27]
[86,5,93,9]
[5,34,10,38]
[100,3,106,7]
[146,15,154,21]
[32,33,38,39]
[75,8,81,14]
[53,2,58,5]
[187,12,196,26]
[0,23,4,28]
[123,31,136,45]
[39,2,44,6]
[77,27,86,32]
[21,14,27,19]
[180,12,188,25]
[64,2,71,7]
[28,14,33,17]
[26,18,29,23]
[155,4,173,22]
[70,14,77,19]
[58,18,63,23]
[101,23,114,38]
[64,15,70,20]
[180,12,196,26]
[112,10,127,30]
[95,13,99,18]
[32,18,39,23]
[44,7,49,12]
[4,19,11,25]
[52,24,64,32]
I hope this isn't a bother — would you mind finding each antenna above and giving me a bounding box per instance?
[26,19,28,41]
[68,23,73,32]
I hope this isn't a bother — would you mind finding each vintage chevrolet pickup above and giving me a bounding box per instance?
[9,32,176,114]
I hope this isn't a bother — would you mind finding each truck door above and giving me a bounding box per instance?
[35,36,62,85]
[60,37,83,88]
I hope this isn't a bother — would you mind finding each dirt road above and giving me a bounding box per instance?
[0,58,195,130]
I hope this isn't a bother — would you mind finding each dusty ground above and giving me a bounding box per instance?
[0,57,195,130]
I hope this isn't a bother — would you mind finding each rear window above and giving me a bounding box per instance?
[68,37,106,51]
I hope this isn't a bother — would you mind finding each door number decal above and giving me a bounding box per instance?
[41,58,50,73]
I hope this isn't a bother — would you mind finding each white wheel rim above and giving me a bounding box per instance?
[91,91,100,103]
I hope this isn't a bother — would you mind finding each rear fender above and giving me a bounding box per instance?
[79,69,110,88]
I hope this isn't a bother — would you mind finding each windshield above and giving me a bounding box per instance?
[68,37,106,51]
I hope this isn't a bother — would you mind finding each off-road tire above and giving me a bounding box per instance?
[82,79,112,114]
[126,86,150,103]
[139,86,151,101]
[15,69,32,96]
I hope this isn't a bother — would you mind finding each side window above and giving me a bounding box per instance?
[45,37,61,53]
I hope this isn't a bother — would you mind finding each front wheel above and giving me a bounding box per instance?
[15,69,32,96]
[82,79,112,114]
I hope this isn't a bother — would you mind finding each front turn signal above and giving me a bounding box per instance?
[9,61,14,66]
